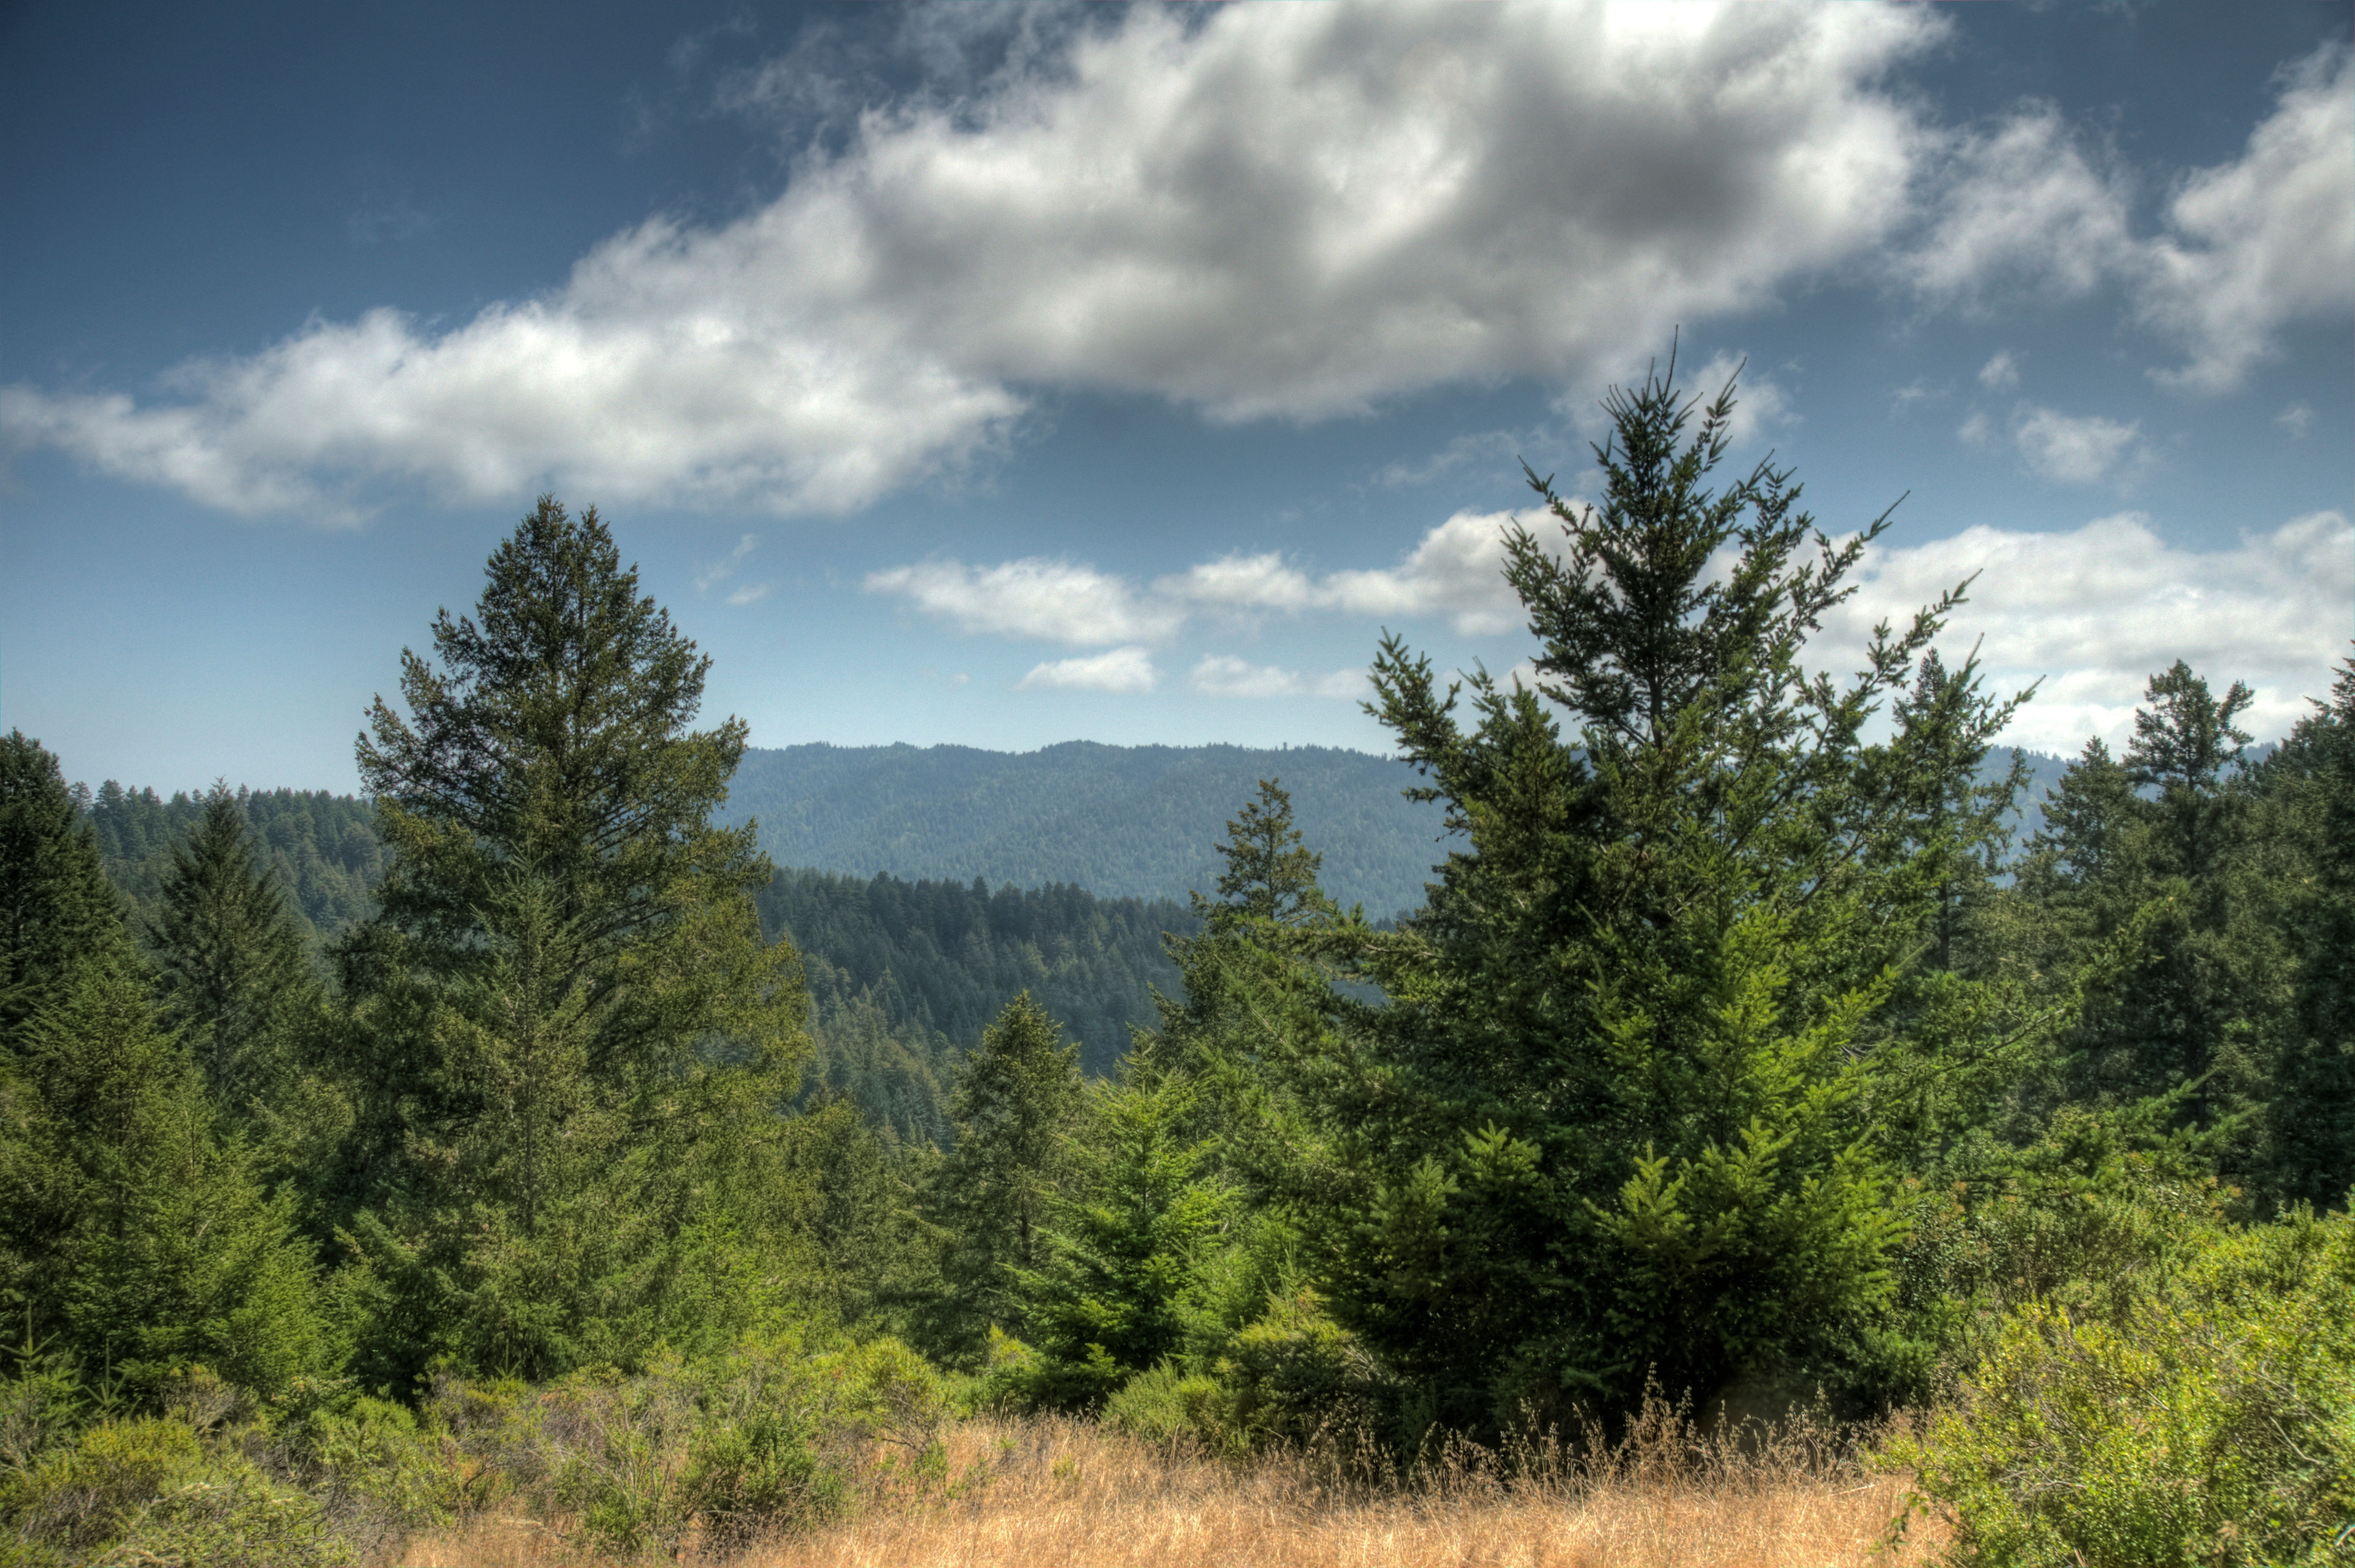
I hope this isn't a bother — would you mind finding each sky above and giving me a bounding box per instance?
[2,0,2349,795]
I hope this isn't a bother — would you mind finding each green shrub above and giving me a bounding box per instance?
[2,1413,350,1568]
[1891,1206,2355,1566]
[1101,1363,1220,1447]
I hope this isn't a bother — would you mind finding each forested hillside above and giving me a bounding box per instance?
[761,870,1195,1136]
[723,740,2072,916]
[79,782,386,946]
[722,740,1450,919]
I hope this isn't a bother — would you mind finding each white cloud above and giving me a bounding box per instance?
[2278,403,2316,438]
[1903,106,2138,305]
[2010,404,2146,486]
[2140,44,2355,391]
[1019,645,1158,693]
[1317,510,1534,635]
[1160,553,1317,612]
[1190,656,1367,700]
[865,557,1184,645]
[1957,411,1993,448]
[1978,350,2021,390]
[0,0,1942,518]
[724,581,772,606]
[698,532,759,591]
[1825,510,2354,751]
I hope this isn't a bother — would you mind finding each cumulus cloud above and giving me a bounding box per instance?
[1019,645,1158,693]
[865,557,1183,645]
[1190,656,1368,700]
[0,0,1940,518]
[4,6,2333,518]
[2009,404,2146,486]
[1824,510,2354,751]
[1903,106,2137,304]
[2140,44,2355,390]
[881,508,1541,649]
[1978,351,2021,390]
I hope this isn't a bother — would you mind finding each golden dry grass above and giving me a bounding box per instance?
[395,1406,1943,1568]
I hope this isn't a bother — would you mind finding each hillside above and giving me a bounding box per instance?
[721,741,2078,911]
[722,741,1449,919]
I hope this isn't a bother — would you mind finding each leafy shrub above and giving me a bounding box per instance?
[1101,1363,1220,1447]
[1,1412,350,1568]
[1891,1205,2355,1565]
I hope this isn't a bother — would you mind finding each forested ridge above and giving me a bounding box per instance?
[2,369,2349,1566]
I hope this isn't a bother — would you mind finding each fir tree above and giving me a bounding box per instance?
[0,966,328,1402]
[1303,356,2023,1428]
[151,784,320,1123]
[334,497,809,1381]
[0,732,134,1041]
[927,993,1081,1360]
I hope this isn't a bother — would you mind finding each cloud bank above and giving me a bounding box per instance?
[8,4,2340,519]
[879,502,2351,744]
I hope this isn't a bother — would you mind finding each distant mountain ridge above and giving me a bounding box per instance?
[719,741,1452,919]
[718,740,2081,914]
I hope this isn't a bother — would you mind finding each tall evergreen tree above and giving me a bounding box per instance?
[0,966,329,1404]
[926,993,1082,1360]
[333,497,808,1382]
[0,732,134,1040]
[2250,656,2355,1207]
[1297,358,2023,1429]
[151,784,320,1123]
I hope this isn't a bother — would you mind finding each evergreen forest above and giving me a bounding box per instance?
[2,364,2349,1566]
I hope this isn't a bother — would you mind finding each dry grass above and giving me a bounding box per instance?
[395,1401,1943,1568]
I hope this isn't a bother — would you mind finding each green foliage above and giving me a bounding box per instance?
[765,868,1198,1087]
[2256,656,2355,1208]
[333,497,811,1385]
[0,968,329,1405]
[1009,1074,1234,1408]
[1,731,136,1038]
[927,994,1084,1360]
[84,782,386,955]
[2,1408,351,1568]
[1893,1204,2355,1566]
[150,784,324,1131]
[1290,358,2022,1430]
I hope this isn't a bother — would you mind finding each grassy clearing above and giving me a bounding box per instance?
[396,1402,1940,1568]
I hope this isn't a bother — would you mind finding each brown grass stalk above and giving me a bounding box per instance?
[395,1400,1942,1568]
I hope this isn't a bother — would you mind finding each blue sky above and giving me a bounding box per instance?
[3,0,2348,794]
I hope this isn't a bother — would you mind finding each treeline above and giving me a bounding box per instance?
[3,364,2351,1567]
[79,782,386,947]
[763,870,1194,1141]
[723,739,1452,919]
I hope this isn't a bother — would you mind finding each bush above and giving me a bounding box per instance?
[2,1413,350,1568]
[1891,1205,2355,1566]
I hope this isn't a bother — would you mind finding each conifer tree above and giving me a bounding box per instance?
[927,993,1081,1358]
[1304,358,2021,1428]
[334,497,808,1380]
[0,966,328,1403]
[0,732,134,1040]
[151,784,320,1123]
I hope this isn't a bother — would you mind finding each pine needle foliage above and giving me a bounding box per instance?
[1309,358,2026,1430]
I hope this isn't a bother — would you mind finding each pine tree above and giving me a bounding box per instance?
[0,966,328,1403]
[151,784,320,1123]
[0,732,134,1041]
[926,993,1082,1360]
[1011,1075,1231,1407]
[1302,357,2023,1428]
[333,497,809,1381]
